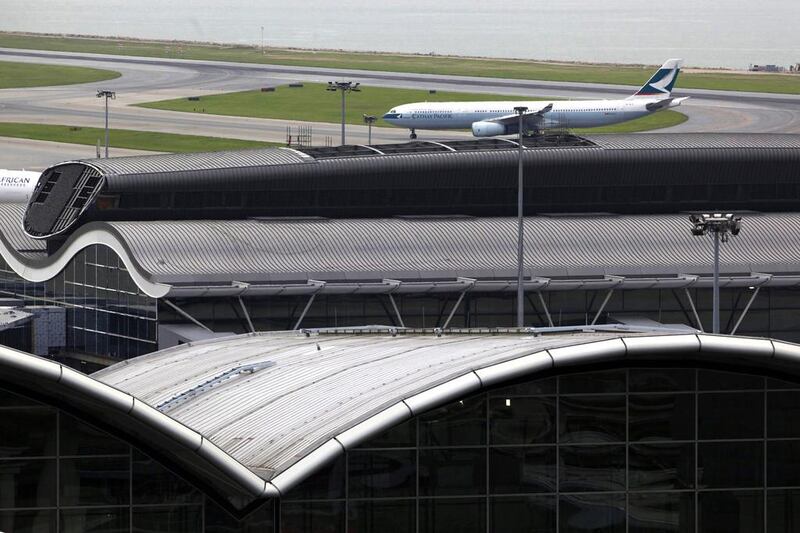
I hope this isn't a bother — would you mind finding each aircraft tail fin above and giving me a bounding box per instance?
[628,58,683,98]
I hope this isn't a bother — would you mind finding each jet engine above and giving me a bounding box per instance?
[471,121,511,137]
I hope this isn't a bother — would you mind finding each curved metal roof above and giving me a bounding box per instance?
[103,214,800,283]
[3,327,800,509]
[93,329,800,500]
[3,210,800,298]
[24,133,800,239]
[77,147,311,176]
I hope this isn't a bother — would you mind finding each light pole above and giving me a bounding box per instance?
[514,106,528,328]
[363,114,376,145]
[327,81,360,145]
[690,213,742,333]
[261,26,264,53]
[96,89,115,158]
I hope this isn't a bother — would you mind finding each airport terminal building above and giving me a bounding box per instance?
[2,330,800,533]
[0,133,798,366]
[1,132,800,531]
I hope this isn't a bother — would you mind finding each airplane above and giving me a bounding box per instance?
[382,59,688,139]
[0,169,41,203]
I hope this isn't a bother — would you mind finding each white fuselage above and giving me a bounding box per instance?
[384,98,660,131]
[0,170,40,203]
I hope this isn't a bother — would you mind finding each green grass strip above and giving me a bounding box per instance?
[0,123,276,153]
[137,84,526,124]
[0,60,120,89]
[2,32,800,95]
[575,109,689,134]
[137,83,688,133]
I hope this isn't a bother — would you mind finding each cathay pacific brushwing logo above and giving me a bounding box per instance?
[648,68,678,94]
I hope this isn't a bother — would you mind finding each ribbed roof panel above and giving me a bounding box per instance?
[101,213,800,283]
[94,331,632,477]
[77,147,310,178]
[584,133,800,150]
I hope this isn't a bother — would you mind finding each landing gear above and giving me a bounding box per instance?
[409,129,417,140]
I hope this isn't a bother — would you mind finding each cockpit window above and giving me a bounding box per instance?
[390,109,396,113]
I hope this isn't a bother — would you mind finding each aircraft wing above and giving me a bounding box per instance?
[645,96,690,112]
[484,103,554,126]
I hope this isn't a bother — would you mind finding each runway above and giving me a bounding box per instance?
[2,48,800,169]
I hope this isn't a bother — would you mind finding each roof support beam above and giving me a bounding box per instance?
[162,299,212,332]
[293,294,317,331]
[731,287,761,335]
[387,294,405,328]
[238,297,256,333]
[590,289,615,326]
[683,288,705,333]
[537,291,555,327]
[442,278,476,329]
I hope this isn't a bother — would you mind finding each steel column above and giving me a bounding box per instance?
[163,299,212,332]
[238,297,256,333]
[590,289,615,325]
[293,293,318,330]
[731,287,761,335]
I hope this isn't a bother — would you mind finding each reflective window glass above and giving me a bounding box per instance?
[768,391,800,438]
[629,394,694,442]
[767,378,800,390]
[698,490,763,533]
[419,397,485,447]
[283,454,345,501]
[132,505,203,533]
[0,407,56,458]
[420,497,486,533]
[59,414,128,456]
[0,509,56,533]
[348,499,414,533]
[767,489,800,533]
[0,389,42,407]
[560,395,626,444]
[60,507,129,533]
[698,392,764,440]
[628,492,694,533]
[0,458,56,508]
[560,445,626,493]
[699,370,763,391]
[490,377,556,397]
[132,452,202,505]
[630,369,695,393]
[205,499,273,533]
[419,448,486,496]
[559,493,626,533]
[357,419,416,449]
[490,495,556,533]
[60,457,130,506]
[629,443,694,490]
[490,446,556,494]
[768,441,800,488]
[490,396,556,445]
[560,370,626,394]
[348,449,415,499]
[281,501,344,533]
[698,442,763,489]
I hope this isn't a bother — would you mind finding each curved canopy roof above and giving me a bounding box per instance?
[3,328,800,512]
[3,204,800,298]
[24,133,800,239]
[93,329,800,501]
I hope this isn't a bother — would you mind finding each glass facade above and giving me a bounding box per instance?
[0,385,272,533]
[0,244,157,360]
[283,367,800,533]
[5,354,800,531]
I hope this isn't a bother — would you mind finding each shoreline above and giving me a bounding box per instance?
[0,30,775,75]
